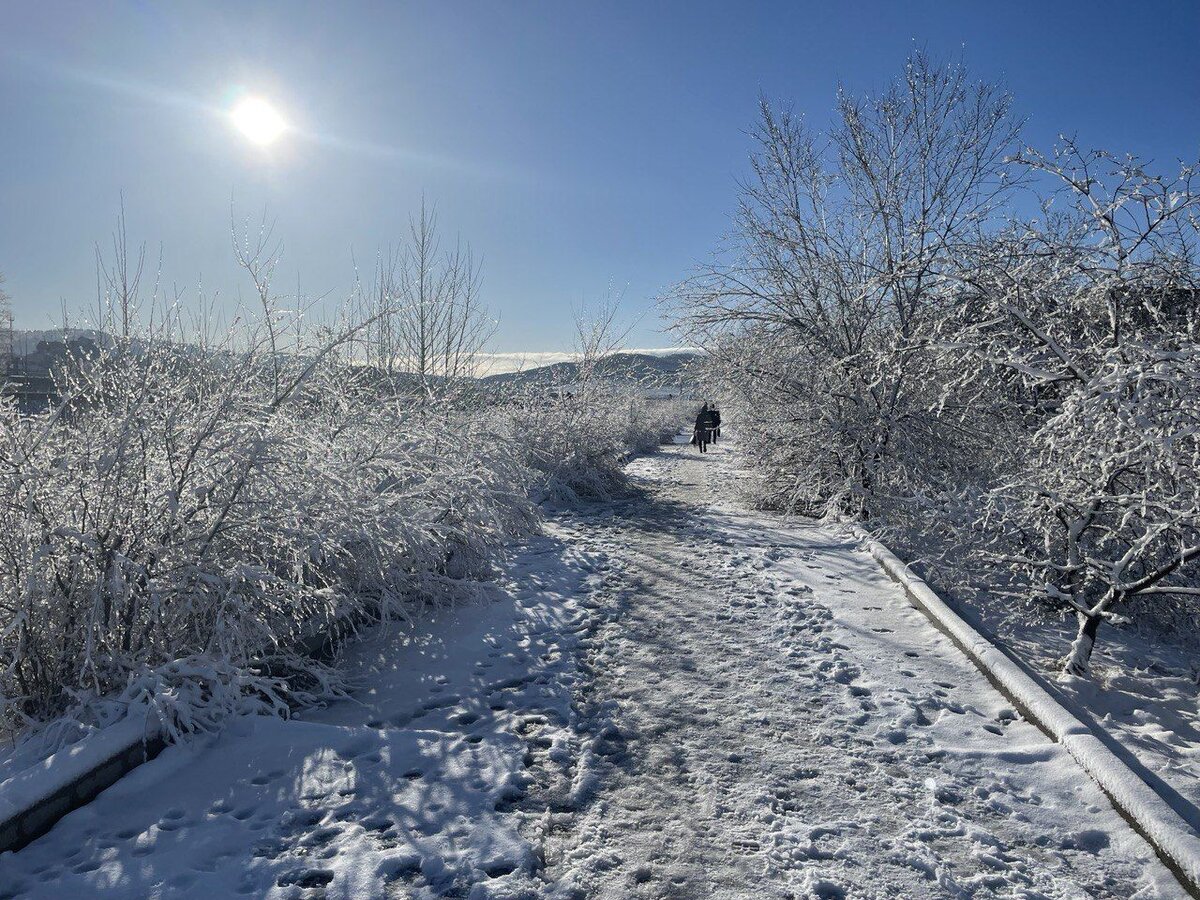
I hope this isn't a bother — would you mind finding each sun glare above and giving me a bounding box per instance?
[231,97,286,146]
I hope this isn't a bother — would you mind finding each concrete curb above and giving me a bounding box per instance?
[0,718,164,854]
[0,609,372,855]
[858,530,1200,896]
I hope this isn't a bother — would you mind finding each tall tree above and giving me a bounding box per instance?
[672,52,1022,519]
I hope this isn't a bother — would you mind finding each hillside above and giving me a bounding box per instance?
[480,349,700,392]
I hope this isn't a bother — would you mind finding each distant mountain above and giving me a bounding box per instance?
[2,331,702,398]
[480,349,700,392]
[8,328,110,357]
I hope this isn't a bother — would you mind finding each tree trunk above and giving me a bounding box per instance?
[1063,611,1102,677]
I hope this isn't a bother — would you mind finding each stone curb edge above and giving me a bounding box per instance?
[0,612,365,855]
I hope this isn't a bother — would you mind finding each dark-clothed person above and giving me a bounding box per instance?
[693,404,711,453]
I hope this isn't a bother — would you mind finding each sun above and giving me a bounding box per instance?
[231,97,286,146]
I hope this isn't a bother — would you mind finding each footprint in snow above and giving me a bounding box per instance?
[276,868,335,889]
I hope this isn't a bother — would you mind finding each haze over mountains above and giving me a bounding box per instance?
[4,328,699,389]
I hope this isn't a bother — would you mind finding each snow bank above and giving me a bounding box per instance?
[861,531,1200,893]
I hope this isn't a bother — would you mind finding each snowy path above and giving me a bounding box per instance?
[0,436,1183,898]
[529,439,1179,899]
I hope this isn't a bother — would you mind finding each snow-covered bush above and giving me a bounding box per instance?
[0,332,538,735]
[506,389,688,503]
[939,144,1200,675]
[503,291,691,503]
[0,213,686,741]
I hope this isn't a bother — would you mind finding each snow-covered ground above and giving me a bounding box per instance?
[1060,641,1200,826]
[0,435,1186,898]
[944,588,1200,834]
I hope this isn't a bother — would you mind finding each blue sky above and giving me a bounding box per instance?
[2,0,1197,351]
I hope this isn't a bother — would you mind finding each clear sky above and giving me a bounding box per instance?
[2,0,1197,351]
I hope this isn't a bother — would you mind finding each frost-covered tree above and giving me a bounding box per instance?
[672,52,1021,519]
[352,200,494,400]
[945,143,1200,675]
[672,52,1200,678]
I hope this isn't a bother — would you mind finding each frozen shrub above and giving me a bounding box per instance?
[0,332,540,736]
[507,388,688,504]
[499,290,691,503]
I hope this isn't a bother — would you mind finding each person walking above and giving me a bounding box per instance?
[692,403,711,453]
[710,403,721,442]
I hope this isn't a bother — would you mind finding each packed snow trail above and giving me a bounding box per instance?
[0,435,1182,898]
[529,437,1178,898]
